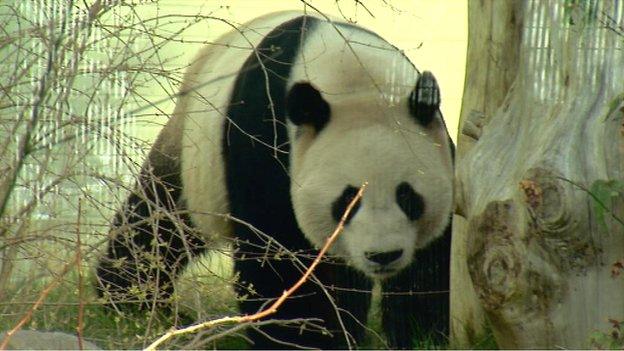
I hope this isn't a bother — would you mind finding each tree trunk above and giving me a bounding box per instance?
[451,0,624,348]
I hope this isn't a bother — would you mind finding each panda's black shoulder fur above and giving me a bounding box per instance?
[223,15,315,249]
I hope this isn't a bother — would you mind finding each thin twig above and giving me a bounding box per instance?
[76,198,84,351]
[144,182,368,351]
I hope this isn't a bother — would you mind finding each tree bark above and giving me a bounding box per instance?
[451,0,624,348]
[450,0,523,346]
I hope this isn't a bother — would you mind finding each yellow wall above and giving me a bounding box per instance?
[151,0,467,141]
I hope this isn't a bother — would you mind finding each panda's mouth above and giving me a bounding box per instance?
[354,254,406,279]
[370,267,400,279]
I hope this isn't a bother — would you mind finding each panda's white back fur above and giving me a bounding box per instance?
[177,11,453,277]
[177,12,301,242]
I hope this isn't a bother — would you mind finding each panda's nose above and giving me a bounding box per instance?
[365,249,403,266]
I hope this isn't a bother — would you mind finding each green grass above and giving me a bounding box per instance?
[0,252,245,349]
[0,282,247,349]
[470,329,499,350]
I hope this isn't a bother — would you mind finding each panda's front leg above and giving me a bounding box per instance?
[380,225,451,349]
[408,71,441,126]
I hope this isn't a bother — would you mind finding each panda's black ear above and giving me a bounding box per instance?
[408,71,440,126]
[286,82,330,132]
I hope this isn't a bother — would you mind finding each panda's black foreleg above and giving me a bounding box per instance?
[325,262,374,348]
[233,242,372,349]
[96,170,206,310]
[380,224,451,349]
[233,252,336,349]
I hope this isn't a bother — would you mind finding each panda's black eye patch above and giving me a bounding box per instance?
[286,82,331,133]
[396,182,425,221]
[331,186,361,224]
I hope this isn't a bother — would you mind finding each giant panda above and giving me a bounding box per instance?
[96,11,454,350]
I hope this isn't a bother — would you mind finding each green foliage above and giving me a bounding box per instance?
[605,93,624,120]
[456,324,499,350]
[589,319,624,349]
[471,331,499,350]
[563,0,599,25]
[589,179,624,230]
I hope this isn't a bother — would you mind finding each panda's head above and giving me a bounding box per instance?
[286,78,453,280]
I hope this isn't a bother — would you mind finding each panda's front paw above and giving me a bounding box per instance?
[409,71,440,126]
